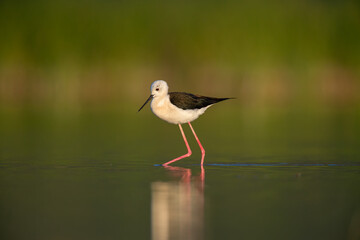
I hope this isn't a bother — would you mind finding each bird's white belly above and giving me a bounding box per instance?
[151,98,209,124]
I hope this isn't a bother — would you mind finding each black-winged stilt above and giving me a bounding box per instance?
[138,80,231,166]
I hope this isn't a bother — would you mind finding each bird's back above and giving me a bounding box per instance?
[169,92,230,110]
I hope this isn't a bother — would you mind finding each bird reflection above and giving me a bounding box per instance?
[151,166,205,240]
[348,207,360,240]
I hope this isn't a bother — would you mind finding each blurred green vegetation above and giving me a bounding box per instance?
[0,0,359,113]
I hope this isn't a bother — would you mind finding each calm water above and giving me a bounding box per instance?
[1,109,360,240]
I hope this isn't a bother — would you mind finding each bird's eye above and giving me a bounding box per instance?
[156,88,159,91]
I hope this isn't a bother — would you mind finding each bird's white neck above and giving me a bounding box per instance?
[151,94,169,109]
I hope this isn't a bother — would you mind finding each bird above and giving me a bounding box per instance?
[138,80,231,166]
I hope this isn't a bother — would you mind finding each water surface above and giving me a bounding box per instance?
[1,109,360,240]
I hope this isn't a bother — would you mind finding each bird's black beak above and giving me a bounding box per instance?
[138,95,153,112]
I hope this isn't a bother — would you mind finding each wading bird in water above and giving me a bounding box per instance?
[138,80,231,166]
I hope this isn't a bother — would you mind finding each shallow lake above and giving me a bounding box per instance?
[1,108,360,240]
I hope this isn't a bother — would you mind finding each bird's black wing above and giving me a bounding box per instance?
[169,92,230,110]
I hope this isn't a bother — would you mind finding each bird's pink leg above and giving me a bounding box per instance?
[163,124,192,166]
[188,122,205,165]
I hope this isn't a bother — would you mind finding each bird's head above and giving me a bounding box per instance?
[151,80,168,98]
[138,80,169,112]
